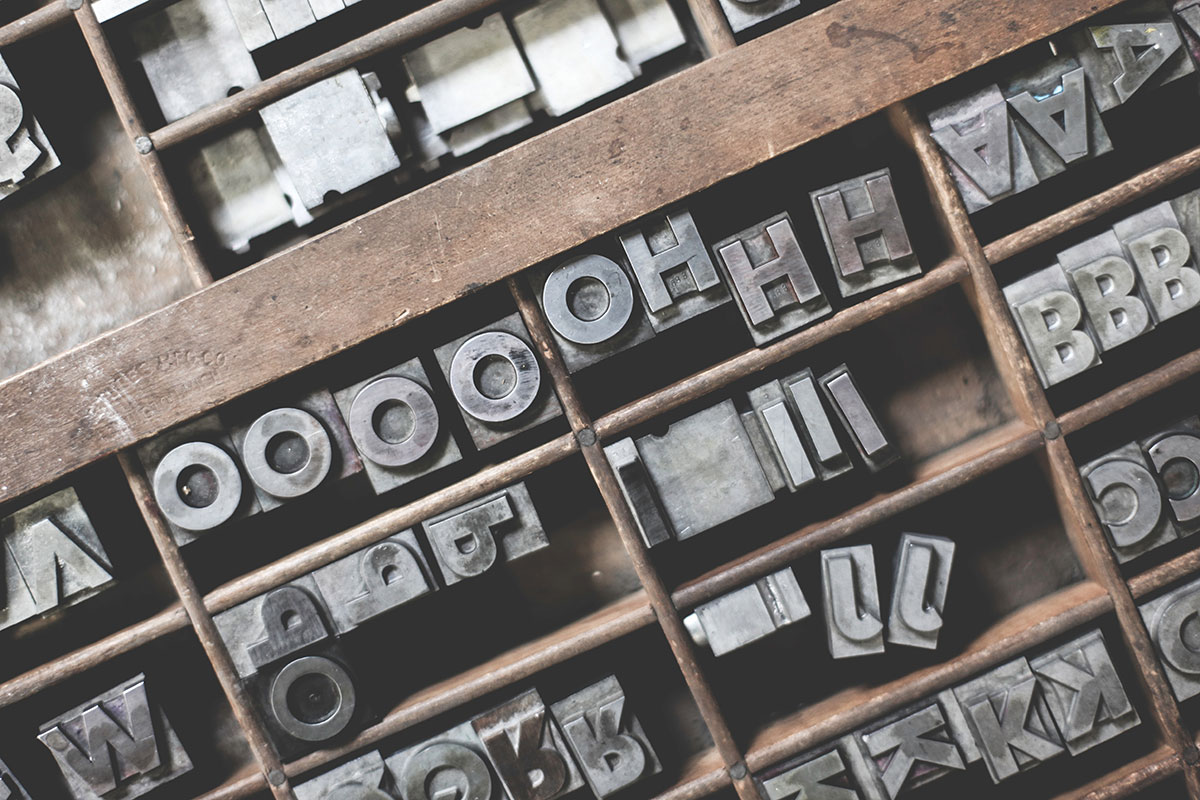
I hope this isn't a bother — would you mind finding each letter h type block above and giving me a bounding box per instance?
[38,675,193,800]
[472,690,584,800]
[1003,264,1101,387]
[550,676,662,797]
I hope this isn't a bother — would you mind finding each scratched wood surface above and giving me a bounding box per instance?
[0,0,1125,505]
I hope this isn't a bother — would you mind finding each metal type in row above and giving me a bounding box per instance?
[0,53,59,201]
[757,628,1140,798]
[605,363,894,546]
[1002,187,1200,388]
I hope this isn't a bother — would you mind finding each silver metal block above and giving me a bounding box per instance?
[822,545,884,659]
[952,659,1064,783]
[550,676,662,797]
[0,758,31,800]
[131,0,261,123]
[311,530,436,634]
[227,0,358,49]
[744,379,819,493]
[38,674,193,800]
[1112,198,1200,324]
[1141,417,1200,536]
[887,533,954,650]
[433,313,564,449]
[714,0,801,34]
[212,575,333,678]
[421,482,549,586]
[714,212,832,345]
[928,83,1038,214]
[1081,442,1176,563]
[0,487,113,632]
[334,358,463,494]
[91,0,153,22]
[779,368,851,480]
[819,365,897,472]
[1002,56,1113,180]
[0,55,60,201]
[1140,575,1200,701]
[259,653,359,749]
[1068,0,1194,112]
[685,567,810,656]
[758,740,870,800]
[853,702,968,799]
[260,69,401,210]
[1030,629,1140,755]
[471,689,584,800]
[527,254,656,373]
[600,0,686,70]
[136,414,260,545]
[604,438,673,548]
[811,169,921,297]
[617,208,732,332]
[512,0,635,117]
[1058,230,1154,353]
[387,721,509,800]
[620,400,775,540]
[934,688,982,763]
[1003,264,1101,388]
[295,750,391,800]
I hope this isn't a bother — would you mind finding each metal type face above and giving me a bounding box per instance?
[759,744,865,800]
[627,400,775,540]
[433,314,564,449]
[601,0,686,69]
[1112,199,1200,324]
[471,690,584,800]
[617,208,731,332]
[1081,442,1175,563]
[744,380,818,493]
[404,14,536,135]
[512,0,635,117]
[1140,576,1200,700]
[1003,58,1113,180]
[213,575,332,678]
[953,659,1064,783]
[227,0,363,49]
[131,0,261,124]
[311,530,436,634]
[819,366,898,472]
[269,654,358,742]
[335,358,462,494]
[604,438,673,548]
[822,545,884,659]
[780,368,852,480]
[811,170,921,297]
[387,721,508,800]
[1178,1,1200,64]
[528,254,656,373]
[295,750,391,800]
[38,675,192,800]
[1058,231,1154,353]
[239,407,333,501]
[714,212,832,345]
[688,567,811,656]
[714,0,801,33]
[887,534,954,650]
[1030,629,1140,755]
[259,69,401,210]
[0,759,31,800]
[422,483,549,586]
[549,676,662,797]
[0,56,59,201]
[856,704,967,799]
[1003,264,1101,388]
[0,487,114,632]
[928,84,1038,213]
[1143,420,1200,535]
[1071,0,1194,111]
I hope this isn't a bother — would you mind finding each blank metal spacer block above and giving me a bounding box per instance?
[1030,629,1140,755]
[1140,575,1200,701]
[851,700,970,799]
[1080,442,1176,563]
[928,83,1039,214]
[471,689,584,800]
[1003,264,1101,388]
[433,313,564,450]
[714,0,800,33]
[819,365,898,472]
[822,545,884,659]
[421,482,549,586]
[714,212,832,345]
[742,379,819,494]
[38,674,193,800]
[310,530,437,634]
[550,676,662,797]
[0,487,114,632]
[1057,230,1154,353]
[887,533,954,650]
[1140,417,1200,536]
[294,750,390,800]
[0,55,60,202]
[387,721,510,800]
[334,357,462,494]
[810,169,921,297]
[617,208,732,332]
[1112,197,1200,324]
[604,437,674,548]
[684,567,810,656]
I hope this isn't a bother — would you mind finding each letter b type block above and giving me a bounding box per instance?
[1004,264,1101,387]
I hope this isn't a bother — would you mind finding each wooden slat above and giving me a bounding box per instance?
[1052,746,1181,800]
[0,0,1125,506]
